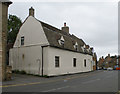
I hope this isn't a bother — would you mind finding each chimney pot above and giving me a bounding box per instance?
[29,7,34,17]
[64,22,66,27]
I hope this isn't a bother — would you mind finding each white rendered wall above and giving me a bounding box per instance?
[10,16,50,75]
[14,16,49,47]
[9,46,42,75]
[43,46,93,76]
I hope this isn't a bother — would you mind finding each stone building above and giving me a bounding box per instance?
[0,0,12,81]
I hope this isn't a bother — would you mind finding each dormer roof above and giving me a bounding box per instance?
[38,20,93,55]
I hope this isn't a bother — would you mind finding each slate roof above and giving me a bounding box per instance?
[39,20,93,55]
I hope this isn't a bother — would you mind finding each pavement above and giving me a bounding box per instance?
[1,70,119,93]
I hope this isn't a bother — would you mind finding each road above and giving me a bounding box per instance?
[2,70,119,93]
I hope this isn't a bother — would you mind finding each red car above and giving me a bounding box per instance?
[116,67,120,70]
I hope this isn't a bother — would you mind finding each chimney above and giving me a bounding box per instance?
[108,54,110,57]
[29,7,34,17]
[90,47,93,51]
[61,22,69,34]
[86,45,89,49]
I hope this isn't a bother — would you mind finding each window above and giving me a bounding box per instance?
[73,58,76,67]
[75,45,78,51]
[84,59,86,67]
[87,49,89,52]
[21,36,24,45]
[55,56,59,67]
[60,40,64,46]
[74,42,78,51]
[58,36,65,47]
[81,47,84,52]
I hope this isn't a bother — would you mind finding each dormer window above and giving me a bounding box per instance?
[60,40,64,46]
[81,44,86,52]
[74,42,78,51]
[81,46,84,52]
[83,44,86,48]
[87,49,89,52]
[58,36,65,46]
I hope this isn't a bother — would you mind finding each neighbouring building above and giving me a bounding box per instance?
[92,52,97,70]
[98,54,119,69]
[98,56,104,69]
[9,7,96,76]
[0,0,12,81]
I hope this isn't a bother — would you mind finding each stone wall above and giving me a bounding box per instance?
[0,2,2,82]
[0,2,9,81]
[2,3,8,81]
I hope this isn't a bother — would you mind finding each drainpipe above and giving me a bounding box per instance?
[41,45,49,76]
[41,46,43,76]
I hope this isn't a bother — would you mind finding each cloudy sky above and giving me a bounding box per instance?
[8,0,118,59]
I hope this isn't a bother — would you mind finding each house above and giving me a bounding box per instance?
[9,7,96,76]
[98,54,119,69]
[92,52,97,70]
[98,56,104,69]
[0,0,12,81]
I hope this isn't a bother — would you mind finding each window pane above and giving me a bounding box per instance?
[55,56,59,67]
[21,36,24,45]
[84,59,86,67]
[73,58,76,67]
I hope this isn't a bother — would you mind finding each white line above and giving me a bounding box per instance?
[82,79,100,84]
[42,89,57,92]
[105,75,113,79]
[42,86,69,92]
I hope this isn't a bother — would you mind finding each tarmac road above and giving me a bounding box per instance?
[2,70,119,93]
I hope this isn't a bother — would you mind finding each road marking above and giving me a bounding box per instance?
[42,86,69,92]
[1,71,103,88]
[82,79,100,84]
[104,75,113,79]
[1,79,62,88]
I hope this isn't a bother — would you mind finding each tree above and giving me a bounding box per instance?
[7,15,22,65]
[7,14,22,44]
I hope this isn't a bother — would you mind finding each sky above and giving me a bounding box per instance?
[8,0,118,59]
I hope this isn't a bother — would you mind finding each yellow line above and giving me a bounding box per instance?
[1,79,62,88]
[1,71,100,88]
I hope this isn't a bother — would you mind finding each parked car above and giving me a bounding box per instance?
[116,67,120,70]
[103,68,107,70]
[107,67,113,71]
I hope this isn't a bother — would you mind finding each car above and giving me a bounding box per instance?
[107,67,113,71]
[116,67,120,70]
[103,67,107,70]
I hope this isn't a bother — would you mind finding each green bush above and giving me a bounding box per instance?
[43,75,49,78]
[19,70,26,74]
[13,70,26,74]
[13,70,20,74]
